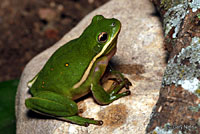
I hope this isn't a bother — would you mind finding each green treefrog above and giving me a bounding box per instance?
[25,15,131,127]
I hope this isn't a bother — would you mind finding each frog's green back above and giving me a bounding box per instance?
[30,38,97,95]
[29,15,121,97]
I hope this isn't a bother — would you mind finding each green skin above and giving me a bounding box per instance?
[25,15,131,127]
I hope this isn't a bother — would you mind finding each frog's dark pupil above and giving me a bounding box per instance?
[98,32,107,43]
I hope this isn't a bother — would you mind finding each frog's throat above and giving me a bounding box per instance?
[73,33,119,89]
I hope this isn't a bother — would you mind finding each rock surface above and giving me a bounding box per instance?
[16,0,165,133]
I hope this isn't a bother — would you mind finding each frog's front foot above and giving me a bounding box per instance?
[109,77,132,90]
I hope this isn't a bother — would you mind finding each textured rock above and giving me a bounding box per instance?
[16,0,165,133]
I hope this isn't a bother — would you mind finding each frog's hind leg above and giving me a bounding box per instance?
[25,91,102,126]
[25,91,78,116]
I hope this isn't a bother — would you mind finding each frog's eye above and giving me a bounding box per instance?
[98,32,108,43]
[111,22,115,27]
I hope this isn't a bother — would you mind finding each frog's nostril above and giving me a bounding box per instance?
[111,22,116,27]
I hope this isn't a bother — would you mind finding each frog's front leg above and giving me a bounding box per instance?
[89,56,131,105]
[25,91,102,126]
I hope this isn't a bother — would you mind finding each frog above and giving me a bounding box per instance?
[25,15,132,127]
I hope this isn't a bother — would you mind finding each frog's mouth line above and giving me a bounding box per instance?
[101,24,121,57]
[104,36,118,55]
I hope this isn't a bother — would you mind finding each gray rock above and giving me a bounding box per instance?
[16,0,165,133]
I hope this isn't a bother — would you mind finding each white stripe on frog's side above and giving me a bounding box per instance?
[73,33,118,89]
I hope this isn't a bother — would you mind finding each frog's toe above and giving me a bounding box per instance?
[97,120,103,125]
[125,90,131,95]
[124,78,132,89]
[61,115,103,126]
[84,120,103,127]
[121,90,131,96]
[85,118,103,126]
[84,122,89,127]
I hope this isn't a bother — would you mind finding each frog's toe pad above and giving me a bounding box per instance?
[125,90,131,95]
[97,120,103,125]
[124,78,132,89]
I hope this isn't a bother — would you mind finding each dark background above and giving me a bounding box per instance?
[0,0,109,82]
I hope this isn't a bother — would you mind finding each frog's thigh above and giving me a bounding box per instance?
[25,91,78,117]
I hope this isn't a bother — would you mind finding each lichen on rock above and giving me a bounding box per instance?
[162,37,200,97]
[189,0,200,12]
[163,0,188,38]
[163,0,200,38]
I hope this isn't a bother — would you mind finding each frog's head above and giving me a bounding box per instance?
[82,15,121,58]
